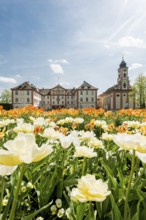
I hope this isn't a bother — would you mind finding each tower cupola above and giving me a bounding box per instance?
[119,58,127,68]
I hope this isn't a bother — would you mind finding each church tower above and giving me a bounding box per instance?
[117,58,130,90]
[98,58,135,110]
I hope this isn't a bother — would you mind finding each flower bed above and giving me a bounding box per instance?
[0,106,146,219]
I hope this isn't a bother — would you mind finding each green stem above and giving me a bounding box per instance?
[89,201,95,220]
[132,163,146,188]
[124,150,135,220]
[9,164,26,220]
[82,158,87,175]
[57,148,66,198]
[0,176,5,214]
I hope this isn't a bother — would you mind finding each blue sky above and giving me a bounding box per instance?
[0,0,146,95]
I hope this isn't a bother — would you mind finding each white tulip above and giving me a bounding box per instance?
[13,123,34,133]
[0,164,17,176]
[0,133,53,166]
[113,133,146,152]
[74,146,97,158]
[59,134,72,148]
[70,174,110,202]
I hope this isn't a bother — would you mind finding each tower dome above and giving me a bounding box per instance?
[119,58,127,68]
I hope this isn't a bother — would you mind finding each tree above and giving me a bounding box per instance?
[0,89,12,103]
[133,73,146,108]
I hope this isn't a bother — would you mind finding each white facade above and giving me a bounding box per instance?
[11,81,98,109]
[75,81,97,108]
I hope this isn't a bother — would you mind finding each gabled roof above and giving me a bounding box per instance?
[99,84,118,96]
[51,84,66,90]
[76,81,97,90]
[66,88,75,95]
[40,89,50,95]
[104,84,118,93]
[11,81,37,90]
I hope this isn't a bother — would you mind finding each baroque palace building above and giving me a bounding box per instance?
[97,58,135,110]
[11,81,98,109]
[11,58,135,110]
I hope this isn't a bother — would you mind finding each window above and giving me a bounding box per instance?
[15,90,18,95]
[86,97,88,102]
[67,101,69,104]
[15,98,18,102]
[47,96,50,99]
[86,91,88,95]
[57,96,60,102]
[21,91,24,95]
[91,97,94,102]
[80,91,83,95]
[80,98,83,102]
[124,73,126,77]
[71,101,73,104]
[21,98,24,102]
[91,90,94,95]
[62,101,64,104]
[116,94,120,97]
[123,94,126,96]
[27,98,30,102]
[27,91,29,95]
[123,82,127,89]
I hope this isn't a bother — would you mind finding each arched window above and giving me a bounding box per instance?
[123,82,127,89]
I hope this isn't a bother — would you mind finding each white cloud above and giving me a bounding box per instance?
[15,74,21,78]
[48,59,69,64]
[60,81,70,87]
[49,64,64,74]
[118,36,146,48]
[124,0,128,5]
[0,77,17,83]
[107,15,137,43]
[129,63,143,70]
[104,44,110,49]
[61,59,69,64]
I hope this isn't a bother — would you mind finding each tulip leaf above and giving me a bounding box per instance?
[110,194,122,220]
[22,202,52,220]
[76,202,87,220]
[102,161,118,189]
[63,172,78,187]
[132,200,141,220]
